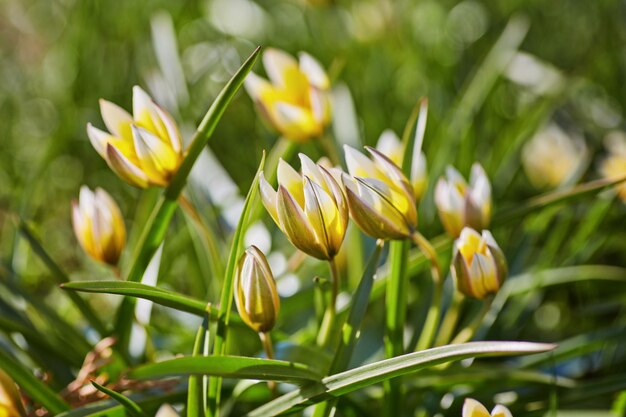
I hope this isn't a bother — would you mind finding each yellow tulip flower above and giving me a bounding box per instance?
[435,163,491,238]
[601,131,626,202]
[522,124,587,189]
[72,186,126,266]
[235,246,280,333]
[87,86,184,188]
[244,48,331,142]
[260,154,348,260]
[0,369,26,417]
[342,145,417,240]
[452,228,507,300]
[376,129,428,201]
[463,398,512,417]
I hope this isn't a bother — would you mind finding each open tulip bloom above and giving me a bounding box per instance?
[463,398,512,417]
[71,186,126,267]
[244,48,331,142]
[435,163,492,238]
[87,86,185,188]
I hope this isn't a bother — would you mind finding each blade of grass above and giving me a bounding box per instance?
[188,315,210,417]
[91,381,148,417]
[247,341,556,416]
[129,355,320,383]
[0,347,69,414]
[113,47,261,358]
[207,153,265,417]
[18,220,108,335]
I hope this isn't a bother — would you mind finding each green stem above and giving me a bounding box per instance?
[260,332,277,396]
[435,292,464,346]
[317,257,340,347]
[412,231,443,351]
[318,132,341,166]
[451,297,493,345]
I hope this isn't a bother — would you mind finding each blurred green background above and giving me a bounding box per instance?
[1,0,626,414]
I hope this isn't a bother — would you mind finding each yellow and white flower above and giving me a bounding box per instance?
[260,154,348,260]
[342,145,417,240]
[601,131,626,202]
[435,163,491,238]
[376,129,428,201]
[235,246,280,333]
[463,398,512,417]
[452,228,507,300]
[87,86,184,188]
[522,124,587,189]
[72,186,126,266]
[244,48,331,142]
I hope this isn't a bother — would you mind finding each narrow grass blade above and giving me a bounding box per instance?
[0,348,69,414]
[247,341,555,416]
[18,220,108,335]
[113,46,261,356]
[494,175,626,224]
[129,356,320,383]
[208,153,265,416]
[188,315,210,417]
[91,381,148,417]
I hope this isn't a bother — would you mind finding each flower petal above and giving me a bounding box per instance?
[277,158,304,206]
[298,52,330,90]
[375,129,403,166]
[106,143,149,188]
[491,405,513,417]
[263,48,299,88]
[463,398,491,417]
[99,99,133,140]
[259,172,280,226]
[86,123,113,159]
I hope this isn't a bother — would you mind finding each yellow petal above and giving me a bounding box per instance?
[463,399,492,417]
[375,129,404,166]
[277,185,329,260]
[491,405,513,417]
[277,158,305,206]
[263,48,300,89]
[99,99,133,141]
[299,52,330,89]
[154,104,183,154]
[106,143,149,188]
[86,123,114,159]
[244,72,273,101]
[272,102,320,141]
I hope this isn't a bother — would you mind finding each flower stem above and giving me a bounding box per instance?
[259,332,277,395]
[412,231,443,351]
[435,292,464,346]
[317,257,340,347]
[450,297,493,345]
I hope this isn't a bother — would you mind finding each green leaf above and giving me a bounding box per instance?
[188,316,210,417]
[91,381,148,417]
[0,347,69,414]
[247,341,555,416]
[113,46,261,356]
[18,220,108,335]
[129,355,320,383]
[208,152,266,416]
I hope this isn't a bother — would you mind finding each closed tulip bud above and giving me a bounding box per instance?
[0,369,26,417]
[244,48,331,142]
[342,145,417,240]
[463,398,512,417]
[522,124,587,189]
[87,86,184,188]
[435,163,491,238]
[376,129,428,201]
[72,186,126,266]
[235,246,280,333]
[260,154,348,260]
[600,131,626,202]
[452,228,507,300]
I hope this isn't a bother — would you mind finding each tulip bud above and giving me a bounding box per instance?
[342,145,417,240]
[72,186,126,266]
[235,246,280,333]
[463,398,512,417]
[87,86,184,188]
[600,131,626,202]
[259,154,348,260]
[522,124,587,189]
[0,369,26,417]
[244,48,331,142]
[376,130,428,201]
[452,228,507,300]
[435,163,491,238]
